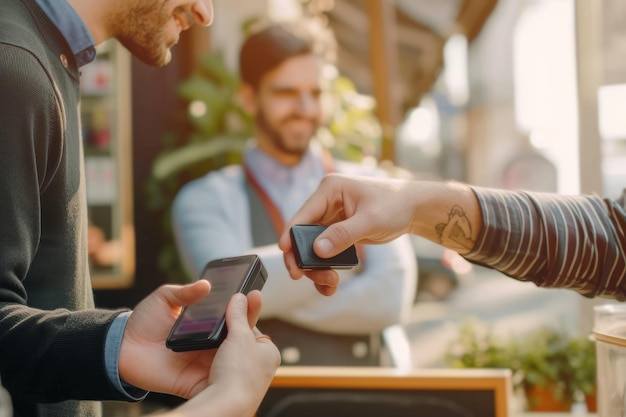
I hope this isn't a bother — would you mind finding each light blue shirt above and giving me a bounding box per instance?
[172,140,418,335]
[35,0,145,400]
[244,142,328,221]
[34,0,96,67]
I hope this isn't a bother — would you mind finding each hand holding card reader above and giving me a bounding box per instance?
[290,224,359,270]
[166,254,267,352]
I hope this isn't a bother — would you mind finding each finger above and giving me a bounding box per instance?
[282,198,328,236]
[245,290,263,328]
[313,217,368,258]
[162,280,211,308]
[278,228,293,253]
[303,270,339,296]
[224,292,249,334]
[279,179,336,249]
[255,334,273,343]
[282,251,304,280]
[315,283,337,296]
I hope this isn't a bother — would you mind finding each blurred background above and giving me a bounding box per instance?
[85,0,626,412]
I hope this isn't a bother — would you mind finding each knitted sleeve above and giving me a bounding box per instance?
[0,41,126,403]
[465,186,626,300]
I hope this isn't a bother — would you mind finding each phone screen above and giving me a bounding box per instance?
[170,262,251,338]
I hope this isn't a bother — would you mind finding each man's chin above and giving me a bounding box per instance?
[139,49,172,67]
[157,50,173,67]
[119,39,172,67]
[283,140,310,156]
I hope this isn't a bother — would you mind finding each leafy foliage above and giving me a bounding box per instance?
[445,318,596,407]
[145,51,252,283]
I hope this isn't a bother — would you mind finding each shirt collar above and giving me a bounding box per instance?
[243,140,329,220]
[34,0,96,67]
[244,140,326,184]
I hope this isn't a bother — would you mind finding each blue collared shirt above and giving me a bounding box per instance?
[34,0,96,67]
[243,141,329,221]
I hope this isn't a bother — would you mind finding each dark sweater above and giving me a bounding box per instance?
[0,1,127,415]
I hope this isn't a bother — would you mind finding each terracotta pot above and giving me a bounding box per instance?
[585,392,597,413]
[525,385,572,412]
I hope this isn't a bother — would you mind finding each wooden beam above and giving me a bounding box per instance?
[574,0,605,337]
[179,25,212,78]
[366,0,400,163]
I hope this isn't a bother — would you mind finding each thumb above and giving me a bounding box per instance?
[314,218,364,258]
[165,280,211,308]
[225,292,249,333]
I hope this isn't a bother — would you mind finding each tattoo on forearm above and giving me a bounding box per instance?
[435,205,475,250]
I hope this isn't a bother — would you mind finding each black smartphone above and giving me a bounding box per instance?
[290,224,359,270]
[166,254,267,352]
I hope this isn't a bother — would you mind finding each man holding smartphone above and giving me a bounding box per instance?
[166,255,268,352]
[0,1,279,416]
[172,21,417,366]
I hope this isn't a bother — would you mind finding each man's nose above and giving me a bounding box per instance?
[190,0,214,26]
[296,93,320,117]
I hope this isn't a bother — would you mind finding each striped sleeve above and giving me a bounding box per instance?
[464,186,626,300]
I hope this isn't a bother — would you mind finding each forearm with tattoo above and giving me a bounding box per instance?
[435,205,476,252]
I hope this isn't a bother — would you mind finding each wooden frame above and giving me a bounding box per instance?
[257,366,512,417]
[84,41,135,289]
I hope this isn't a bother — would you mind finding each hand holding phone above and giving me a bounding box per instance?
[166,255,267,352]
[290,224,359,270]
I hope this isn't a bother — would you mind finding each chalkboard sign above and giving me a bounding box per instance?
[256,367,511,417]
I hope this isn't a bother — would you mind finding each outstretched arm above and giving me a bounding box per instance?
[279,173,626,300]
[278,174,482,294]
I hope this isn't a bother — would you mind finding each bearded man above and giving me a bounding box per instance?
[172,22,417,367]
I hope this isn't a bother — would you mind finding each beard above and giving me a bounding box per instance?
[256,107,320,157]
[108,1,173,67]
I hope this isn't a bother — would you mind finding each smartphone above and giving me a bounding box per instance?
[166,254,267,352]
[290,224,359,270]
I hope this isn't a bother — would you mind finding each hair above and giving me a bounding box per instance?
[238,21,316,90]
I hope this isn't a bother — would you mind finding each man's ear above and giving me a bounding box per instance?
[238,83,257,115]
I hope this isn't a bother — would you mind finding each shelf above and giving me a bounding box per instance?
[81,40,135,289]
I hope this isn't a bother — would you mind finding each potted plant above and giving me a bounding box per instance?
[444,318,596,412]
[517,325,596,412]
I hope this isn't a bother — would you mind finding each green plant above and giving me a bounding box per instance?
[444,317,522,371]
[146,48,383,283]
[444,318,596,409]
[517,325,596,401]
[145,51,252,283]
